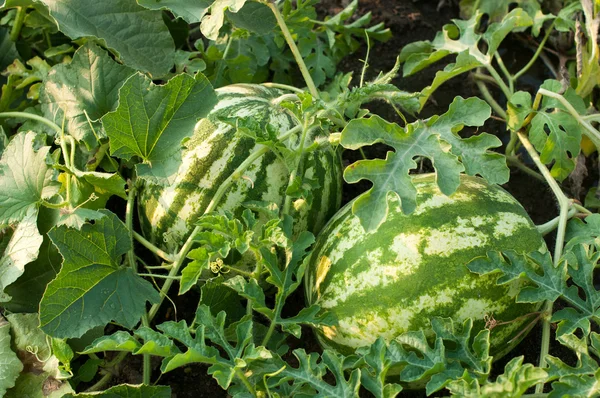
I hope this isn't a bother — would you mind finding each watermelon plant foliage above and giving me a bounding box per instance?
[2,0,600,396]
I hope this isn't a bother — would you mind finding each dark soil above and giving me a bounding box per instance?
[116,1,562,396]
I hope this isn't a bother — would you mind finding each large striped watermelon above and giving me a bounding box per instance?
[139,84,343,252]
[305,173,546,358]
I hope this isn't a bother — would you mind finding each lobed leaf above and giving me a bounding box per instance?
[39,0,176,77]
[103,72,217,185]
[40,210,160,338]
[40,42,135,149]
[340,96,506,231]
[0,131,56,226]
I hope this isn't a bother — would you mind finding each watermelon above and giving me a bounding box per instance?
[305,173,546,357]
[139,84,343,252]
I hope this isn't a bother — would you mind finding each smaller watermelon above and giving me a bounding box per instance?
[139,84,343,253]
[305,173,546,358]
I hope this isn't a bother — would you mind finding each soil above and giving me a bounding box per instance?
[113,0,563,396]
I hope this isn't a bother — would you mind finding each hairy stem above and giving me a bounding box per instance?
[536,206,577,235]
[517,132,569,393]
[267,2,319,98]
[513,22,555,82]
[484,64,512,98]
[133,231,176,263]
[262,82,305,94]
[475,79,507,119]
[494,53,514,93]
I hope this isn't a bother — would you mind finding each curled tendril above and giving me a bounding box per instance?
[210,258,225,274]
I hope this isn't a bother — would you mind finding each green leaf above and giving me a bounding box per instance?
[226,1,276,34]
[40,42,136,149]
[355,338,403,398]
[566,213,600,246]
[506,91,533,131]
[136,0,211,23]
[157,319,220,373]
[0,207,43,301]
[62,384,171,397]
[0,27,19,85]
[81,327,178,358]
[103,72,217,185]
[468,247,600,337]
[341,96,505,231]
[0,322,23,396]
[447,356,547,397]
[298,35,336,88]
[5,373,73,398]
[0,131,56,226]
[40,210,160,338]
[38,0,176,77]
[528,81,585,182]
[265,349,361,397]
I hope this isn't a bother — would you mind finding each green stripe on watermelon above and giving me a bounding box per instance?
[139,84,343,253]
[305,173,546,359]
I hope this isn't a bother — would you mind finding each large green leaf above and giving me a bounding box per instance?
[137,0,212,23]
[340,96,506,231]
[102,72,217,185]
[40,210,160,338]
[40,42,135,149]
[38,0,175,77]
[0,131,56,226]
[0,322,22,396]
[0,207,43,301]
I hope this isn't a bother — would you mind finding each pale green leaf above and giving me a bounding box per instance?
[200,0,246,40]
[340,96,504,231]
[63,384,171,397]
[0,322,22,396]
[0,131,55,226]
[40,42,135,149]
[0,207,43,302]
[136,0,211,23]
[38,0,175,77]
[40,210,160,338]
[1,234,61,312]
[80,331,142,354]
[103,72,217,185]
[0,127,7,157]
[5,373,74,398]
[506,91,532,131]
[56,208,105,229]
[6,313,51,360]
[483,8,533,55]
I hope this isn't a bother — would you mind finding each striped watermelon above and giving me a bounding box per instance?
[139,84,343,252]
[305,173,546,358]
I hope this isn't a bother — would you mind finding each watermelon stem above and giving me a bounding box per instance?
[517,131,571,393]
[536,206,578,236]
[133,231,176,263]
[266,2,320,99]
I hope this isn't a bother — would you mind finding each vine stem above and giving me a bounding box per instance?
[517,131,570,393]
[512,22,555,82]
[133,231,176,263]
[536,206,577,235]
[0,111,62,134]
[474,78,507,120]
[262,82,305,94]
[10,6,26,42]
[484,64,512,99]
[126,184,152,385]
[266,2,320,99]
